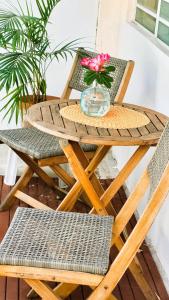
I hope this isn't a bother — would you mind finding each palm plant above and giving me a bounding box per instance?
[0,0,78,123]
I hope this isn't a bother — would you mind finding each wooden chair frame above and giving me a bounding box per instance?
[0,141,168,300]
[12,141,162,300]
[0,49,134,212]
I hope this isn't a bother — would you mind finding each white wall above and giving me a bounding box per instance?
[114,22,169,289]
[0,0,99,175]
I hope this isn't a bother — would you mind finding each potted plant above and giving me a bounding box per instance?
[0,0,78,123]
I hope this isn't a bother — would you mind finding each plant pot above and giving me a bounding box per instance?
[20,95,58,111]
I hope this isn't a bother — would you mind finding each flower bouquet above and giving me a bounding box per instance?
[80,53,115,117]
[80,53,115,88]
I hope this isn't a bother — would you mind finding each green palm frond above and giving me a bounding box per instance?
[36,0,61,24]
[0,9,46,49]
[0,0,80,123]
[1,84,29,123]
[0,11,23,30]
[0,52,41,93]
[0,29,28,51]
[52,39,80,61]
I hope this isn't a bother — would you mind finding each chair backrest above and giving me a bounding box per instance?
[61,48,134,104]
[89,121,169,300]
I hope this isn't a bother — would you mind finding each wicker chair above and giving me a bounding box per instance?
[0,120,168,300]
[0,48,134,211]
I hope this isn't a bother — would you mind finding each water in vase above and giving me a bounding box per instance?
[80,85,110,117]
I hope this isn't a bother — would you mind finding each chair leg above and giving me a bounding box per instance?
[51,164,75,187]
[51,283,117,300]
[25,279,61,300]
[0,167,33,211]
[51,164,91,205]
[27,282,78,299]
[13,149,67,198]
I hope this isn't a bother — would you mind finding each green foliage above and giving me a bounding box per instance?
[84,65,115,89]
[0,0,78,123]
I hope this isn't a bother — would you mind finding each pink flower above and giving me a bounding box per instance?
[80,57,91,67]
[99,53,111,63]
[88,57,101,72]
[80,53,111,72]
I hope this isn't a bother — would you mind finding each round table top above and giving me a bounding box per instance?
[27,99,169,146]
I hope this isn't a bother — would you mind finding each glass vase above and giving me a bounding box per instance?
[80,82,110,117]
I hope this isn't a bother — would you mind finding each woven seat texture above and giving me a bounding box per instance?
[0,128,96,159]
[0,208,113,275]
[148,121,169,196]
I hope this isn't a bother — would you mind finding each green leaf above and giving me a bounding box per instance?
[52,39,80,62]
[105,65,116,72]
[36,0,61,24]
[40,78,47,94]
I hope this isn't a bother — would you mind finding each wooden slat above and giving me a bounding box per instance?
[50,104,65,128]
[41,105,53,124]
[107,128,120,137]
[59,102,77,134]
[128,128,141,138]
[118,129,131,137]
[97,128,110,136]
[146,112,165,131]
[142,245,169,300]
[156,113,168,127]
[137,126,149,136]
[146,122,157,134]
[86,125,100,136]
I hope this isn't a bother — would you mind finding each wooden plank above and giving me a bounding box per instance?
[146,112,164,131]
[97,128,110,137]
[128,128,141,138]
[118,129,131,137]
[156,113,168,127]
[19,279,30,300]
[119,273,135,300]
[126,270,146,300]
[137,126,149,137]
[71,286,84,300]
[50,103,65,128]
[41,105,53,124]
[59,102,77,134]
[86,125,100,136]
[146,121,157,134]
[107,128,121,137]
[142,245,169,300]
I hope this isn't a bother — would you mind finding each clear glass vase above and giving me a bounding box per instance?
[80,82,110,117]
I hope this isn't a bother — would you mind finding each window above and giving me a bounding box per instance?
[135,0,169,47]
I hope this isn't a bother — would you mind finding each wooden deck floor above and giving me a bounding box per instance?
[0,176,168,300]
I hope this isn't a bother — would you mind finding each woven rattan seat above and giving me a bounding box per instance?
[0,208,113,275]
[0,127,96,159]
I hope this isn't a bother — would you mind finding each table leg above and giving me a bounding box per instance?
[57,142,111,212]
[59,140,108,215]
[91,145,150,213]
